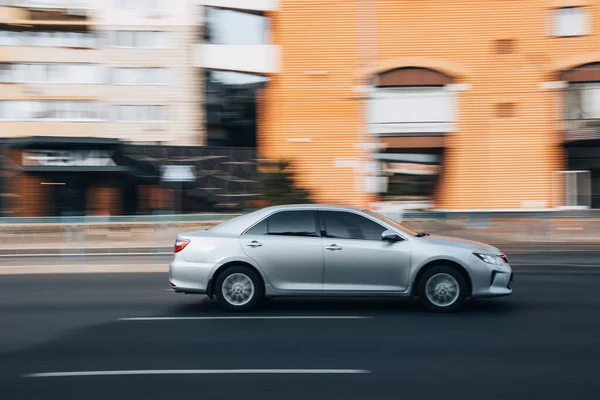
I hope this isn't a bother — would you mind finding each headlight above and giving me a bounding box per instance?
[474,253,505,266]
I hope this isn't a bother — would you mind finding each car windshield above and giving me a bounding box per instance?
[362,209,420,237]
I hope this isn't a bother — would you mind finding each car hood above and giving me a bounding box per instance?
[420,234,501,255]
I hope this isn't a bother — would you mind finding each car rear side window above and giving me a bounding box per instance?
[266,211,318,237]
[321,211,386,241]
[245,219,267,235]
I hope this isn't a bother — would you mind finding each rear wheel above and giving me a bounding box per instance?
[417,266,468,313]
[215,266,263,312]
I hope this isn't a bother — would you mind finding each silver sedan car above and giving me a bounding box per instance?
[169,205,512,313]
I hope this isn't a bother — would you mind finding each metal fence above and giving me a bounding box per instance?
[0,210,599,256]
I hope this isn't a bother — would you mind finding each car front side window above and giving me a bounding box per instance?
[321,211,386,241]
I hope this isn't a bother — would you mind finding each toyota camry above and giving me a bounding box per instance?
[169,205,513,313]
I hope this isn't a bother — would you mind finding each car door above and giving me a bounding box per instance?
[321,210,411,292]
[241,210,324,291]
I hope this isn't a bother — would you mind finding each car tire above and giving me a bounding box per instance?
[215,265,264,312]
[417,266,468,313]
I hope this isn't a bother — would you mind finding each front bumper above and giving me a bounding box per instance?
[470,259,513,298]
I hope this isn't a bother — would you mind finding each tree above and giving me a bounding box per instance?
[253,160,312,206]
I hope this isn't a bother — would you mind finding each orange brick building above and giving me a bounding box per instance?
[257,0,600,210]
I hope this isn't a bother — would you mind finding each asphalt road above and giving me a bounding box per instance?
[1,267,600,400]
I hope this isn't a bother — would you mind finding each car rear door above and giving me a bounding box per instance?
[320,210,411,292]
[241,210,324,291]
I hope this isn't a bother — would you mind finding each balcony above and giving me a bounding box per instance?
[199,6,278,75]
[196,44,279,75]
[367,87,456,138]
[0,0,91,27]
[198,0,278,13]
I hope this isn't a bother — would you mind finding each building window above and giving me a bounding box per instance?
[553,7,589,37]
[0,29,96,48]
[115,0,164,11]
[20,0,92,8]
[0,63,106,84]
[205,6,269,45]
[112,68,169,85]
[111,105,168,122]
[107,31,168,48]
[0,101,103,121]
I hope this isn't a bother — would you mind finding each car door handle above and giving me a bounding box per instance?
[246,241,263,248]
[326,244,342,251]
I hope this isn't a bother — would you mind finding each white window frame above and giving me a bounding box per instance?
[0,63,106,84]
[108,30,168,49]
[111,67,169,85]
[551,7,590,37]
[0,29,96,48]
[0,101,105,122]
[111,105,168,123]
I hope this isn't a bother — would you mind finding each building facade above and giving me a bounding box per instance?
[255,0,600,210]
[0,0,202,145]
[0,0,263,217]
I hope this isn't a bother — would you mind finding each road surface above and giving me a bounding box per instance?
[1,266,600,400]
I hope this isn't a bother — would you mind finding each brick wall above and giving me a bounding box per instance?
[264,0,600,209]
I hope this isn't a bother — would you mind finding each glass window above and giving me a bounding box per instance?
[205,7,269,45]
[553,7,589,37]
[0,64,10,83]
[112,105,167,122]
[266,211,318,237]
[321,211,386,241]
[245,219,267,235]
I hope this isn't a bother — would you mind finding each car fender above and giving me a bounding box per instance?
[207,254,273,287]
[409,253,473,285]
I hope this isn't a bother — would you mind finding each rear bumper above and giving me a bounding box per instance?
[169,257,215,294]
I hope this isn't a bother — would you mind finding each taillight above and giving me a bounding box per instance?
[174,239,190,253]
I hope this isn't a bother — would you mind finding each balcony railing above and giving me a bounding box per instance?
[0,0,91,25]
[368,122,455,136]
[196,44,279,75]
[198,0,278,12]
[21,0,91,10]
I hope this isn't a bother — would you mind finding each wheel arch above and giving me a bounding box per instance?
[207,260,266,299]
[411,259,473,297]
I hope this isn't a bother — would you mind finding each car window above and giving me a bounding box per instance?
[362,209,418,237]
[244,218,267,235]
[266,210,318,237]
[321,211,386,241]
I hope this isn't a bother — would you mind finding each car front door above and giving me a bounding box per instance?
[241,210,324,291]
[321,211,411,292]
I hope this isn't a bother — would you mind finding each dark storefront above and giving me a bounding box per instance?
[0,137,257,217]
[565,138,600,209]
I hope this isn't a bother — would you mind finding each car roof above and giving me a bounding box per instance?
[258,204,362,212]
[207,204,365,236]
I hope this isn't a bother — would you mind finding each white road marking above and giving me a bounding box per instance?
[119,316,371,321]
[24,369,371,378]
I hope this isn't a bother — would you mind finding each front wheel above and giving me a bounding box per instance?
[417,266,468,313]
[215,266,263,312]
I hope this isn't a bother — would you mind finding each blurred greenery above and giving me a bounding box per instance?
[253,160,312,205]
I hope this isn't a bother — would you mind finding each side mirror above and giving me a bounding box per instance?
[381,230,402,242]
